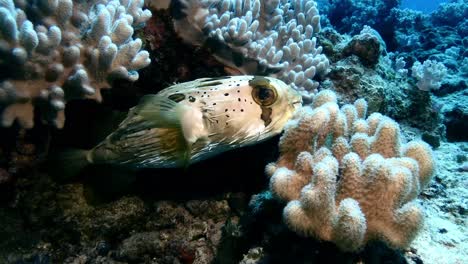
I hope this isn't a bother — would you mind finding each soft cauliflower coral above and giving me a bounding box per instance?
[411,60,447,91]
[267,90,435,252]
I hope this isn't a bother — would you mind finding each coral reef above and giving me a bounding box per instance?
[173,0,330,102]
[0,0,151,128]
[267,90,435,252]
[431,0,468,34]
[1,1,467,263]
[320,0,399,49]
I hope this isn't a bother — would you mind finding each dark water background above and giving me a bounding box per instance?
[401,0,448,13]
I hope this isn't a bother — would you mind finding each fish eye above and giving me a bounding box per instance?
[252,85,278,106]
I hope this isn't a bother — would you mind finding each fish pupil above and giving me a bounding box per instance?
[258,87,273,100]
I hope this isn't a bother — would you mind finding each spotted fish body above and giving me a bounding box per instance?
[87,76,302,168]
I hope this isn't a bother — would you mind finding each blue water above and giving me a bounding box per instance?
[401,0,448,13]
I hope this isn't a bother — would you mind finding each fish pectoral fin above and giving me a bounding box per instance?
[133,94,187,128]
[129,94,209,168]
[179,105,208,144]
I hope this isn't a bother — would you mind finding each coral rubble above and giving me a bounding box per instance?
[0,0,151,128]
[173,0,330,102]
[267,90,435,252]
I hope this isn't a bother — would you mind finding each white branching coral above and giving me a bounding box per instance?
[0,0,152,128]
[411,59,447,91]
[174,0,330,102]
[267,90,435,252]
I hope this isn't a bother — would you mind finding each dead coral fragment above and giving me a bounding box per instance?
[268,90,435,252]
[0,0,152,128]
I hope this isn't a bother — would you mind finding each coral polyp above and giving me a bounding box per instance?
[0,0,152,128]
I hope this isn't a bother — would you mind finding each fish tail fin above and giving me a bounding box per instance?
[48,149,92,181]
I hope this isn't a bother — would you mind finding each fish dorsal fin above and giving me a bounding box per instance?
[132,95,182,128]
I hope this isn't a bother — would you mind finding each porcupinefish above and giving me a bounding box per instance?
[66,76,302,169]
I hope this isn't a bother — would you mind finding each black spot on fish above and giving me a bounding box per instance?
[225,109,228,112]
[213,103,217,105]
[261,107,272,126]
[236,84,240,86]
[224,93,229,96]
[189,96,196,102]
[204,92,207,94]
[198,81,223,87]
[233,109,235,112]
[168,93,186,102]
[241,109,244,112]
[238,98,241,102]
[237,90,240,93]
[226,115,230,118]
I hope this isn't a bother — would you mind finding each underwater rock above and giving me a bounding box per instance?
[436,89,468,142]
[436,79,467,96]
[239,247,264,264]
[431,0,468,29]
[319,31,443,133]
[421,132,441,149]
[116,232,168,262]
[0,168,10,185]
[444,105,468,142]
[0,166,243,263]
[342,26,385,67]
[137,8,228,92]
[325,56,386,113]
[320,0,399,49]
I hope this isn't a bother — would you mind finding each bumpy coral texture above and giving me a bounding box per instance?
[411,60,447,91]
[0,0,152,128]
[175,0,330,102]
[267,90,435,252]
